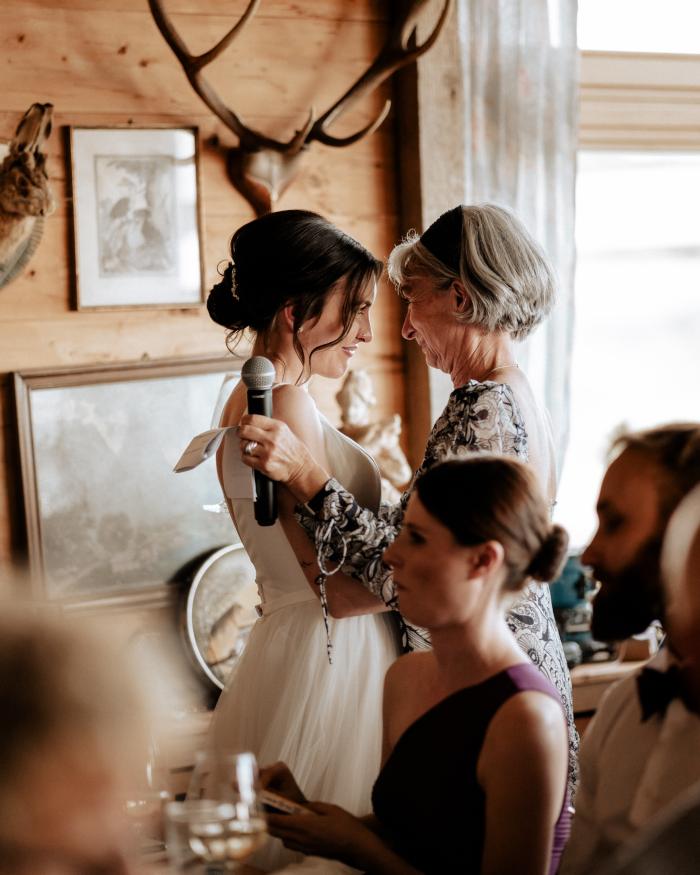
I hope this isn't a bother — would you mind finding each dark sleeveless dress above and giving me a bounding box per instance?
[371,663,571,874]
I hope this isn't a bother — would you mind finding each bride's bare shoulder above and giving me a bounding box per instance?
[270,385,326,458]
[271,384,319,422]
[272,382,315,405]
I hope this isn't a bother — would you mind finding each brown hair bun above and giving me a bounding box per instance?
[527,524,569,582]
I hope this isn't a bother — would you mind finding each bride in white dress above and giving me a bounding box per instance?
[205,210,401,871]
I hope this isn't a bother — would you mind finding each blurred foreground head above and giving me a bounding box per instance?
[0,605,148,874]
[582,423,700,642]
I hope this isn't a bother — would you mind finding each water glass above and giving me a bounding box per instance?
[165,750,266,871]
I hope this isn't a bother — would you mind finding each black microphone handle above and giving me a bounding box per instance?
[247,387,277,526]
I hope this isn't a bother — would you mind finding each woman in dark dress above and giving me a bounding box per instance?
[263,455,572,875]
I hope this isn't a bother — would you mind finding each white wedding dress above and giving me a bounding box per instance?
[210,408,400,872]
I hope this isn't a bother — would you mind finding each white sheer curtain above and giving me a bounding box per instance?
[415,0,579,474]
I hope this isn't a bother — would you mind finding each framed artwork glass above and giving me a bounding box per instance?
[68,126,204,309]
[13,356,243,608]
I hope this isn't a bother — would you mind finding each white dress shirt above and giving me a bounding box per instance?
[561,649,700,875]
[595,781,700,875]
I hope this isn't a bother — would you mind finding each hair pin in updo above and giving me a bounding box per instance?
[229,261,239,301]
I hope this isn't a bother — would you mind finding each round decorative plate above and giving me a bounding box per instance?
[183,544,258,690]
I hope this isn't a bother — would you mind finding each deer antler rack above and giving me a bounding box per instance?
[148,0,452,215]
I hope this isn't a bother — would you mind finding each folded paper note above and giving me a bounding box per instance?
[174,427,255,500]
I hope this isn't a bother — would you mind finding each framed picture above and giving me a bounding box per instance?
[13,356,244,609]
[68,126,204,309]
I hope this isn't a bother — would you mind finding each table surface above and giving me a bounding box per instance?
[571,658,646,685]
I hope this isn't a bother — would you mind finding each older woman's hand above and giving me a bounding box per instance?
[267,802,379,867]
[238,414,329,504]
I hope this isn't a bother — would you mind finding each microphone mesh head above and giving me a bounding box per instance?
[241,356,276,390]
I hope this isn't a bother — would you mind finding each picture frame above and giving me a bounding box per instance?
[68,126,204,310]
[13,356,244,609]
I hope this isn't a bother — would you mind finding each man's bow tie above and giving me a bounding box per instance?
[636,664,694,721]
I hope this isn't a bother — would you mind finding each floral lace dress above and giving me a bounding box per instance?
[296,380,579,793]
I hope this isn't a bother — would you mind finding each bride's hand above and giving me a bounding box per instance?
[238,414,328,503]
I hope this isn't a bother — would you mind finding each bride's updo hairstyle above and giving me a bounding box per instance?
[415,456,569,592]
[207,209,382,376]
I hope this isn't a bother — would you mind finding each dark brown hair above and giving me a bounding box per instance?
[415,455,569,591]
[207,209,382,379]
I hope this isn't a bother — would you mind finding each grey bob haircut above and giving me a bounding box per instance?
[387,203,557,342]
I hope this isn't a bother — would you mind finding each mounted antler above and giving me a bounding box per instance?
[148,0,452,215]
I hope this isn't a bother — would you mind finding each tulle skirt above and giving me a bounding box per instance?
[210,599,401,872]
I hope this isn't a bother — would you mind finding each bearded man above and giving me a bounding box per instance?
[561,423,700,875]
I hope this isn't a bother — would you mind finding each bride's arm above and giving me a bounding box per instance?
[259,385,388,618]
[237,411,407,591]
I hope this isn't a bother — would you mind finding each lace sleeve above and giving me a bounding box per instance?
[295,479,408,606]
[294,383,526,630]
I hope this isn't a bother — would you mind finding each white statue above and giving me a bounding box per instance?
[336,370,412,504]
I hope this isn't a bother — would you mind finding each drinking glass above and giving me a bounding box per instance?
[176,750,267,870]
[165,801,197,870]
[124,735,172,856]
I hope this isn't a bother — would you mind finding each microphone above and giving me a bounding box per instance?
[241,356,277,526]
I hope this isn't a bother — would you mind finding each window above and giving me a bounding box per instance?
[578,0,700,54]
[554,150,700,546]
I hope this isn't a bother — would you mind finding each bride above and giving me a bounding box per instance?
[205,210,401,871]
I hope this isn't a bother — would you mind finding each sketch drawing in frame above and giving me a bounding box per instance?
[13,356,245,609]
[68,126,204,309]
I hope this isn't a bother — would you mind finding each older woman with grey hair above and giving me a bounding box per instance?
[238,203,578,791]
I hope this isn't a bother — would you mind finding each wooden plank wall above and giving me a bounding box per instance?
[1,0,407,570]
